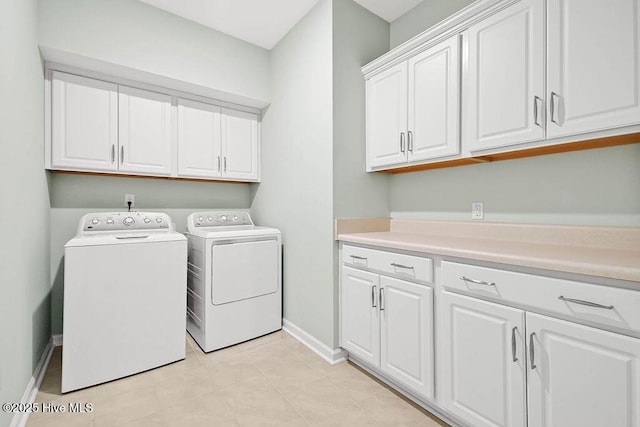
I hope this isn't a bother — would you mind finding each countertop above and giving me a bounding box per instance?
[336,219,640,283]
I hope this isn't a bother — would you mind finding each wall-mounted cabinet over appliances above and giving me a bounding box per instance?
[366,36,461,171]
[47,70,261,182]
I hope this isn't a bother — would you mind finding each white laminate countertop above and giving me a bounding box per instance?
[336,219,640,284]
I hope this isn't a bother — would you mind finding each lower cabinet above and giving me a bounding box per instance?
[341,265,434,400]
[441,291,640,427]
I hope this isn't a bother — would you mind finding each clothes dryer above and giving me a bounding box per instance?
[185,211,281,352]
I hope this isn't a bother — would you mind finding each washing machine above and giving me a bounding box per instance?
[62,212,187,393]
[185,211,281,352]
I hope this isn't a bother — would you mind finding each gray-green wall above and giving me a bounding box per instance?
[250,0,336,347]
[0,0,50,425]
[389,1,640,226]
[390,0,474,48]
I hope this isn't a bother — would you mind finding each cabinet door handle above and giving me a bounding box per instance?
[371,285,377,308]
[223,156,227,171]
[529,332,536,370]
[400,132,405,153]
[511,327,518,362]
[533,96,541,126]
[349,255,367,261]
[111,144,115,164]
[550,92,559,124]
[217,156,221,171]
[390,262,414,270]
[407,130,413,152]
[460,276,495,286]
[558,296,614,310]
[379,287,385,311]
[120,146,124,165]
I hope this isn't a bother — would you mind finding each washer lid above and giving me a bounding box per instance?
[65,232,186,248]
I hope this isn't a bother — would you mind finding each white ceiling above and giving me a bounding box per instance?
[139,0,424,50]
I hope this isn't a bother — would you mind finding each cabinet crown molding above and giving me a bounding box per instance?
[361,0,519,79]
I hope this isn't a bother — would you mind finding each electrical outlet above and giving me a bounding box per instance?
[124,194,135,210]
[472,202,484,220]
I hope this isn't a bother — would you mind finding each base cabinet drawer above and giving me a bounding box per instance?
[340,266,434,401]
[343,244,433,283]
[441,260,640,335]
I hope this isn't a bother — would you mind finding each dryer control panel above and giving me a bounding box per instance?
[80,212,172,233]
[191,211,253,228]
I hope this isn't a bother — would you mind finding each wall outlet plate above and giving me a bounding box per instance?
[472,202,484,220]
[124,194,135,209]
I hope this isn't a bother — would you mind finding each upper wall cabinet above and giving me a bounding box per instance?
[118,86,172,176]
[546,0,640,138]
[366,36,461,171]
[47,70,261,182]
[51,72,118,172]
[464,0,545,151]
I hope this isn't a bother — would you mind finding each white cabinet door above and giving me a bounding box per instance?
[440,291,527,427]
[408,35,460,162]
[118,86,172,176]
[527,312,640,427]
[465,0,545,151]
[340,267,380,367]
[547,0,640,138]
[51,72,118,171]
[177,99,221,178]
[366,62,408,169]
[379,276,434,400]
[220,109,259,181]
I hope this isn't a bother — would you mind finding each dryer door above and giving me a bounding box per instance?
[211,238,279,305]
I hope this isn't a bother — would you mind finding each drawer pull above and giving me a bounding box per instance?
[558,296,614,310]
[391,262,414,270]
[511,327,518,363]
[529,333,536,370]
[371,285,377,308]
[349,255,367,261]
[460,276,495,287]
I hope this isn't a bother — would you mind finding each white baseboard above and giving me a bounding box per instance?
[52,334,63,347]
[282,319,347,365]
[10,338,55,427]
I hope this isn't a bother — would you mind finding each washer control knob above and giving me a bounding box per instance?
[91,218,100,225]
[197,216,204,223]
[106,218,114,225]
[221,215,228,221]
[144,218,151,224]
[123,217,135,226]
[207,216,214,222]
[233,215,239,221]
[155,217,163,223]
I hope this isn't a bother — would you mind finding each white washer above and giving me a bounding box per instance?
[186,211,282,352]
[62,212,187,393]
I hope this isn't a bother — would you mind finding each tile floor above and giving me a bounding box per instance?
[27,331,447,426]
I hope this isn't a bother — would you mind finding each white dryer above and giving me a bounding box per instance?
[63,212,187,393]
[186,211,281,352]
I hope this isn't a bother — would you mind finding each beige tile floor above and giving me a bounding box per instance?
[27,331,448,426]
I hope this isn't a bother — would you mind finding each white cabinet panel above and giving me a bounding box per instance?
[366,62,408,169]
[380,276,434,400]
[177,99,221,178]
[340,267,380,367]
[408,35,460,161]
[465,0,545,151]
[118,87,172,175]
[220,109,259,181]
[51,72,118,171]
[440,291,527,427]
[527,312,640,427]
[547,0,640,138]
